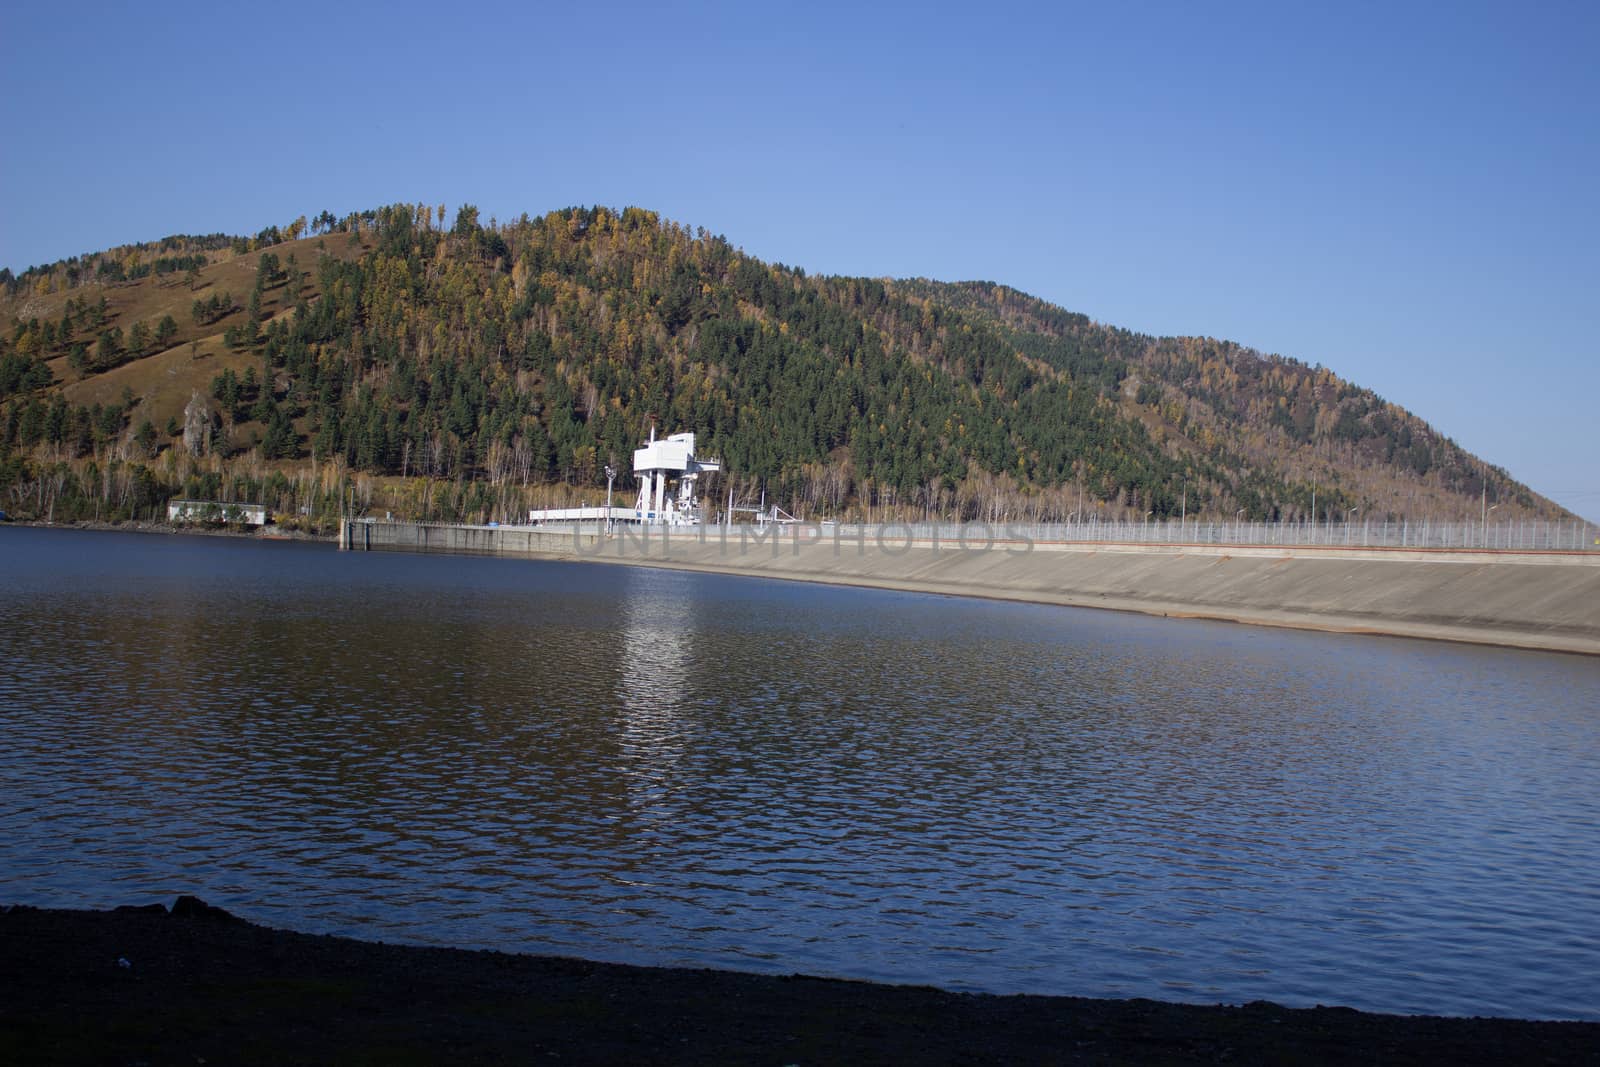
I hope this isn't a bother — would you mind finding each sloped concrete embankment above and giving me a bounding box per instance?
[350,522,1600,654]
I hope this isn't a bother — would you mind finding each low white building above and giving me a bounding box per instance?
[526,505,640,526]
[167,500,268,526]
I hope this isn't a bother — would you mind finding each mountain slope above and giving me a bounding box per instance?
[898,280,1546,521]
[0,205,1568,526]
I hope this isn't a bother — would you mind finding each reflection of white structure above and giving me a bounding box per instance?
[615,572,693,799]
[619,575,691,726]
[632,428,720,526]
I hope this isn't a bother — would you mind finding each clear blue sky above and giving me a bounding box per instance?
[4,1,1596,518]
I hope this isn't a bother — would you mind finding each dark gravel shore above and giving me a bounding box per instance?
[3,900,1596,1065]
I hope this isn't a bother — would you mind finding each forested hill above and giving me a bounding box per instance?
[0,204,1566,526]
[889,280,1555,521]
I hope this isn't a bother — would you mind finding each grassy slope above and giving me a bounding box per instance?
[13,233,371,444]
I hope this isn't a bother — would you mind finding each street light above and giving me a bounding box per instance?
[1487,503,1499,548]
[603,465,617,535]
[1346,506,1358,544]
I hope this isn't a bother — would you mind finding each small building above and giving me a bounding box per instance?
[167,500,269,526]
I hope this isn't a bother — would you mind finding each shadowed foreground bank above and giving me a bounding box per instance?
[3,902,1596,1065]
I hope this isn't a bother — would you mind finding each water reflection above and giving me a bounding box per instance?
[617,567,694,784]
[2,526,1598,1021]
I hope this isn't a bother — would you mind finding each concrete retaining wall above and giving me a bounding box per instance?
[344,521,1600,655]
[346,520,602,555]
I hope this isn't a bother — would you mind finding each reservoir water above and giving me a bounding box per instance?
[2,526,1597,1020]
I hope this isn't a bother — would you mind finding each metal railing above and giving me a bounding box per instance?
[838,518,1599,552]
[519,517,1598,552]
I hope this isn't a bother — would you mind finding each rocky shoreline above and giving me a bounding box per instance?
[3,901,1595,1065]
[9,518,335,541]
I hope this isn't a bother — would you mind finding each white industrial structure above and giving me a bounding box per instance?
[528,426,721,528]
[632,427,720,525]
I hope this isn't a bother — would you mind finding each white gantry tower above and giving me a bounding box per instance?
[632,427,721,525]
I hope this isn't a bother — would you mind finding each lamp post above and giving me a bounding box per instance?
[1487,503,1499,548]
[1346,506,1358,545]
[603,465,616,535]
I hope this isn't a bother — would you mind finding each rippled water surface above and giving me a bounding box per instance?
[3,526,1598,1019]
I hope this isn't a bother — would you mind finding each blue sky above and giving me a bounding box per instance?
[3,1,1596,518]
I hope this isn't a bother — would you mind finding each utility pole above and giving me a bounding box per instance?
[338,479,351,550]
[1480,465,1495,549]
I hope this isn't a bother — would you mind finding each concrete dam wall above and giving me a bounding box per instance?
[343,521,1600,655]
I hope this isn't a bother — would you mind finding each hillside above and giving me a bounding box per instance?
[894,281,1547,522]
[0,204,1568,527]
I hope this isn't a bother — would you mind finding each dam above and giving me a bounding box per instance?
[339,518,1600,656]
